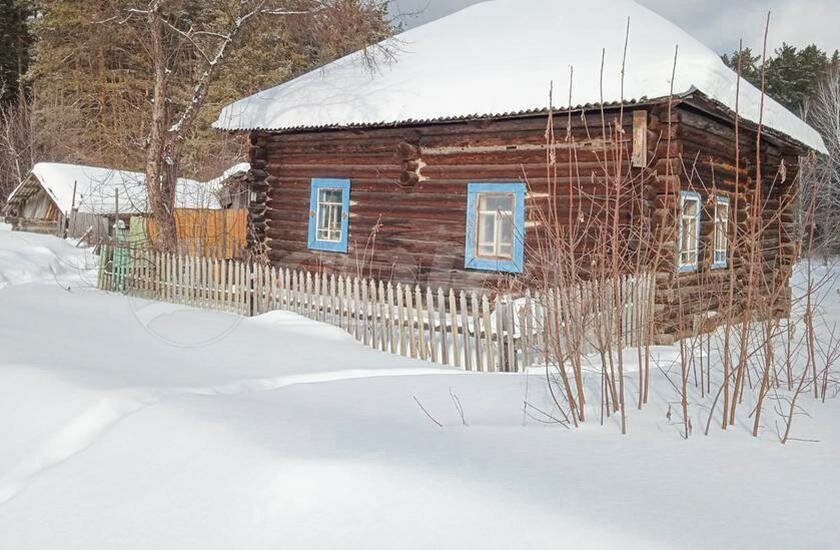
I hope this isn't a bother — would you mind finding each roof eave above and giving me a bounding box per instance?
[2,172,38,214]
[680,90,824,155]
[212,96,684,135]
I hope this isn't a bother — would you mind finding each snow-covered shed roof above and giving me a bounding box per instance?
[6,163,231,216]
[214,0,826,154]
[204,162,250,189]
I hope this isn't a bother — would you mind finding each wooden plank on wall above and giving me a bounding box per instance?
[632,110,648,168]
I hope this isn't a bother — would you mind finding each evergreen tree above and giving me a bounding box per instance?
[722,43,836,114]
[765,43,829,112]
[0,0,33,105]
[721,47,762,85]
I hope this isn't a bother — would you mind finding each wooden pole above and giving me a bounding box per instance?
[65,180,77,239]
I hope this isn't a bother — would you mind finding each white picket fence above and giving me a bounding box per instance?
[98,244,656,372]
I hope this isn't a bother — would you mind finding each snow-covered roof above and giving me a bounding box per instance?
[6,163,236,216]
[214,0,826,153]
[204,162,250,188]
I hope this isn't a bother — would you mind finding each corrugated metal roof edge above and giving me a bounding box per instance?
[212,96,668,133]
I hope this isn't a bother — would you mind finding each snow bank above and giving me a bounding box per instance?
[0,230,94,289]
[1,230,839,548]
[215,0,825,153]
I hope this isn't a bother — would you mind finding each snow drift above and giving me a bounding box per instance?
[0,226,94,289]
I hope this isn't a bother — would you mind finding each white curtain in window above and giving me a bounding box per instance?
[317,188,344,242]
[476,193,515,260]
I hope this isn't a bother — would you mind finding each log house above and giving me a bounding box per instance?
[214,0,825,340]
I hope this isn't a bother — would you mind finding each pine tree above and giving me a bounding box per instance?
[722,47,762,86]
[722,43,835,114]
[765,43,829,113]
[0,0,33,105]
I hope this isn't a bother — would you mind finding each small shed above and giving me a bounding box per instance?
[3,162,245,248]
[214,0,826,340]
[214,162,252,209]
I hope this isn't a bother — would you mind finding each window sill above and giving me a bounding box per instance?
[308,240,348,254]
[466,257,523,274]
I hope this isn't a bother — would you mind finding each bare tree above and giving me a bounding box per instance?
[805,66,840,253]
[0,96,37,207]
[121,0,391,251]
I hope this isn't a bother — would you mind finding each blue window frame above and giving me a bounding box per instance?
[465,182,526,273]
[678,190,701,273]
[308,178,350,253]
[712,195,730,269]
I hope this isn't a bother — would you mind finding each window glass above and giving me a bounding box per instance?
[714,197,729,267]
[679,194,700,270]
[476,193,515,260]
[316,188,344,243]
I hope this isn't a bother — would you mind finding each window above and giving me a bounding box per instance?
[713,196,730,269]
[465,183,526,273]
[678,191,701,272]
[308,178,350,253]
[316,188,344,242]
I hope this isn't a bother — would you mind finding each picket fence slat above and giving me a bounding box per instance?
[495,296,505,372]
[441,290,450,364]
[449,289,461,367]
[459,291,471,372]
[470,292,483,372]
[426,287,437,364]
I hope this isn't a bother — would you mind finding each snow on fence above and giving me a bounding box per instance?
[97,244,655,372]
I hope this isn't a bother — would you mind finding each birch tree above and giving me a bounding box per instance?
[805,67,840,252]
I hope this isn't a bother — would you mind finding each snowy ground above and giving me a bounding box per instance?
[2,230,840,549]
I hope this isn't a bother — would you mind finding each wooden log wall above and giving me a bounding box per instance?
[248,108,651,292]
[649,100,801,341]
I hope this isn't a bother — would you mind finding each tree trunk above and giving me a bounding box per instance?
[144,0,178,252]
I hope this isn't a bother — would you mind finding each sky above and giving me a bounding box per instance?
[387,0,840,55]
